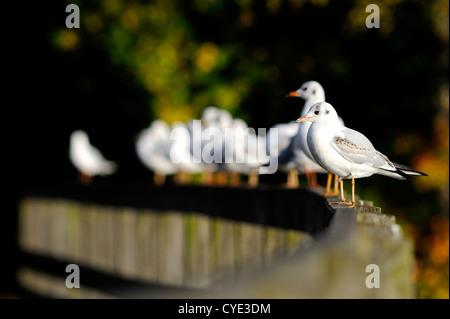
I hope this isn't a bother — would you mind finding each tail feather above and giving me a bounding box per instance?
[378,168,407,180]
[393,162,428,177]
[378,162,427,180]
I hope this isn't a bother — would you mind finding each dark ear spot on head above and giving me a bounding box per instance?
[312,89,316,95]
[325,110,330,114]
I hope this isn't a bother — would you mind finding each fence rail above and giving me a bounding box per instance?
[16,183,414,298]
[19,197,313,288]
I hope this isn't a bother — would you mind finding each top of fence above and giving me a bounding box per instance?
[21,182,335,236]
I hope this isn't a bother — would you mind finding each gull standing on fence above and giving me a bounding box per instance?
[286,81,344,194]
[261,82,324,186]
[135,120,176,186]
[69,130,117,184]
[169,121,204,184]
[200,106,233,186]
[295,102,427,208]
[273,81,342,193]
[225,118,269,187]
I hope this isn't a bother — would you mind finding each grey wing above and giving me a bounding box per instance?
[330,128,395,169]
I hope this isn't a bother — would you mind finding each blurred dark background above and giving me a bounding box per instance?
[3,0,448,298]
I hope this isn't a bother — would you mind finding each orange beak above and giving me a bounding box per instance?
[295,116,311,123]
[287,91,301,97]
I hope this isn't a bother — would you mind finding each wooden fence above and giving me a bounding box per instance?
[16,183,414,298]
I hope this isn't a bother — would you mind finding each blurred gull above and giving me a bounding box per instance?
[265,122,298,156]
[69,130,117,184]
[136,120,176,186]
[225,118,269,187]
[295,102,427,208]
[169,121,204,184]
[200,106,233,185]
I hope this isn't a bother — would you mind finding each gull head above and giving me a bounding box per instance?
[71,130,90,146]
[287,81,325,102]
[201,106,233,130]
[295,102,339,124]
[151,120,171,135]
[218,109,233,130]
[201,106,223,128]
[232,118,248,130]
[136,120,170,144]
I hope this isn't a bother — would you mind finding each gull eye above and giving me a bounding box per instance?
[314,110,320,115]
[303,87,307,91]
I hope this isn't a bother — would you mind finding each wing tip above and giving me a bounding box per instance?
[396,167,428,177]
[392,162,428,177]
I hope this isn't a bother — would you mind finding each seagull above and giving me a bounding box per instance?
[200,106,234,185]
[261,81,325,188]
[287,81,344,194]
[69,130,117,184]
[271,81,339,192]
[295,102,427,208]
[225,118,269,187]
[169,121,204,184]
[135,120,176,186]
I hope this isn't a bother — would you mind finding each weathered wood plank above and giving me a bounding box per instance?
[184,213,212,288]
[48,200,68,259]
[157,211,185,286]
[237,221,264,270]
[263,226,286,265]
[92,205,115,272]
[135,210,158,282]
[78,203,95,267]
[35,199,50,255]
[114,207,137,278]
[211,217,235,281]
[66,200,81,261]
[285,230,314,255]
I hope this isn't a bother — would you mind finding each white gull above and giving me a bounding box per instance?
[69,130,117,184]
[295,102,427,207]
[135,120,176,185]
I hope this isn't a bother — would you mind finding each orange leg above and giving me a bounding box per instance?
[79,172,92,185]
[286,169,299,188]
[229,171,241,187]
[202,170,215,186]
[216,171,228,186]
[329,177,355,208]
[333,175,339,195]
[323,173,339,196]
[305,169,320,188]
[154,172,166,186]
[350,177,355,208]
[339,179,346,202]
[248,170,259,188]
[175,171,190,185]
